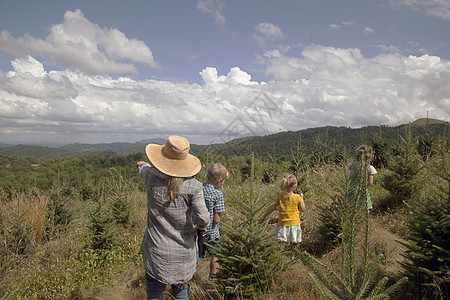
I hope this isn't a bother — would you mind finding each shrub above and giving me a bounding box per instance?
[382,128,423,207]
[215,154,293,298]
[0,188,48,256]
[399,152,450,298]
[110,193,131,226]
[47,185,73,229]
[302,158,407,299]
[88,201,116,250]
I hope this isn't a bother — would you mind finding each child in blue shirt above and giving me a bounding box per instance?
[201,163,229,281]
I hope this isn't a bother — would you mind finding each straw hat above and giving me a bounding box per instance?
[145,135,201,177]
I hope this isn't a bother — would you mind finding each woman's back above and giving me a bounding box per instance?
[140,165,209,284]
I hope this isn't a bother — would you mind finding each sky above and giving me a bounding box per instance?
[0,0,449,146]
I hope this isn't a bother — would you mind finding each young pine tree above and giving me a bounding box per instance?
[302,155,407,299]
[215,154,293,299]
[399,146,450,299]
[370,131,390,169]
[88,200,115,250]
[47,184,73,229]
[382,127,423,207]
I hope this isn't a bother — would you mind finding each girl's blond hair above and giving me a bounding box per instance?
[280,173,298,193]
[166,177,185,202]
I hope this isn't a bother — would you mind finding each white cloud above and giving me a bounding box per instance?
[330,21,355,30]
[262,46,449,128]
[197,0,226,29]
[388,0,450,20]
[363,26,376,35]
[0,48,449,145]
[200,67,258,85]
[253,22,286,48]
[0,9,158,75]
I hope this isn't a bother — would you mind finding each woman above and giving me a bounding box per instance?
[137,135,209,299]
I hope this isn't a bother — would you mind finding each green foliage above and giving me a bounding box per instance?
[47,184,73,229]
[370,131,390,169]
[382,127,423,206]
[216,154,292,298]
[110,194,131,226]
[108,170,132,227]
[309,134,333,166]
[88,201,116,250]
[399,151,450,299]
[3,200,32,255]
[285,141,310,193]
[302,159,407,299]
[317,173,347,249]
[416,119,441,162]
[1,275,30,300]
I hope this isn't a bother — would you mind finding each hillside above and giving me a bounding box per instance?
[196,121,448,158]
[0,119,447,159]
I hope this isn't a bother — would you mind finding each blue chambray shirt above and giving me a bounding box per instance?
[138,163,210,284]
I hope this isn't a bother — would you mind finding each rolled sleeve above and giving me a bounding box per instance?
[191,188,210,230]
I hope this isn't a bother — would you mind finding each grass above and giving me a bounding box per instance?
[0,160,439,299]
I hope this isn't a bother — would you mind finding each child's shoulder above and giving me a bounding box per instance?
[203,182,222,193]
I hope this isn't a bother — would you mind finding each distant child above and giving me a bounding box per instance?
[201,163,229,281]
[260,173,306,258]
[348,145,377,209]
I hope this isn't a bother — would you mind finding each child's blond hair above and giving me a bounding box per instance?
[207,163,229,183]
[280,173,298,193]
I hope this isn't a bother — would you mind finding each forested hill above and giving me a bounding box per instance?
[0,118,447,159]
[196,118,448,158]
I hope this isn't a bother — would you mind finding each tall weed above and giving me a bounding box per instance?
[0,188,49,256]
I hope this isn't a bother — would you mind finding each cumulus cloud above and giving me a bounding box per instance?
[0,48,449,145]
[200,67,258,85]
[263,45,450,127]
[0,9,158,75]
[388,0,450,20]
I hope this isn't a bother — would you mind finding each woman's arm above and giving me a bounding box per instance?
[191,188,210,230]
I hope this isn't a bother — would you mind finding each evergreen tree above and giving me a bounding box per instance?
[417,128,437,162]
[215,154,293,298]
[110,192,130,226]
[382,127,423,207]
[286,141,309,194]
[399,147,450,299]
[47,184,72,228]
[370,131,390,169]
[108,169,131,227]
[309,135,332,166]
[317,171,347,249]
[88,201,115,250]
[302,156,407,299]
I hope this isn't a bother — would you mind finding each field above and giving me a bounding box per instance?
[0,140,448,299]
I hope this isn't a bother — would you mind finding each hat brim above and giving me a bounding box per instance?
[145,144,201,177]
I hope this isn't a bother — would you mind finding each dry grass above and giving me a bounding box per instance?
[0,188,49,256]
[0,162,416,299]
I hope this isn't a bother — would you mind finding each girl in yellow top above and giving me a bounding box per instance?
[261,173,306,257]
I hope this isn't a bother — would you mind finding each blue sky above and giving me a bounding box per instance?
[0,0,449,146]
